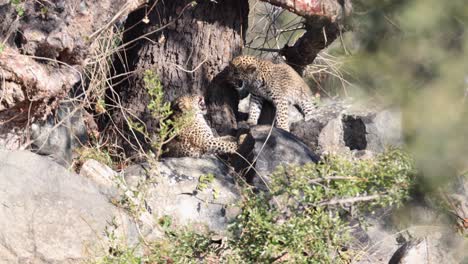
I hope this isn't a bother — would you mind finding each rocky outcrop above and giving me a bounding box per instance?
[352,221,466,264]
[124,156,240,233]
[234,125,320,190]
[349,175,468,264]
[241,98,403,157]
[0,150,138,263]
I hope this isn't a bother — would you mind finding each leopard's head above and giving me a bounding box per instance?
[227,55,260,91]
[174,95,207,115]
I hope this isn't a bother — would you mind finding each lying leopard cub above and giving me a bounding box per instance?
[166,95,239,157]
[228,55,316,131]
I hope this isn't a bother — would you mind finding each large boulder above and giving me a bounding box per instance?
[352,222,465,264]
[233,125,320,190]
[350,195,468,264]
[0,150,138,263]
[238,98,403,157]
[124,156,240,233]
[295,101,403,156]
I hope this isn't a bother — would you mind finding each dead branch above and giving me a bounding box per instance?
[317,194,382,206]
[0,47,80,123]
[259,0,352,74]
[309,176,362,184]
[259,0,351,22]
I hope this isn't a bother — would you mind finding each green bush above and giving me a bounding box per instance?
[229,148,415,263]
[128,70,192,160]
[95,148,416,263]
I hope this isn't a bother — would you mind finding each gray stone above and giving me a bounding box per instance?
[349,200,468,264]
[353,225,464,264]
[0,150,138,263]
[30,103,94,167]
[79,159,120,199]
[364,108,403,153]
[238,96,304,125]
[233,125,319,190]
[289,100,402,157]
[124,156,240,233]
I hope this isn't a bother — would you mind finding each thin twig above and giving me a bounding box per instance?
[245,46,281,53]
[171,57,208,73]
[317,194,381,206]
[309,176,362,184]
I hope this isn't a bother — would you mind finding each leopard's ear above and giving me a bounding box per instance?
[246,64,257,74]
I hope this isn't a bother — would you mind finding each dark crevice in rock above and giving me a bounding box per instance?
[14,31,23,49]
[342,115,367,150]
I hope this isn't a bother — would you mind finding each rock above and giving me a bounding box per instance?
[233,125,320,190]
[448,174,468,231]
[0,126,24,150]
[388,239,428,264]
[30,103,96,167]
[0,150,138,263]
[349,200,467,264]
[290,100,402,157]
[353,225,464,264]
[238,96,305,125]
[365,109,403,153]
[79,159,119,198]
[124,156,240,233]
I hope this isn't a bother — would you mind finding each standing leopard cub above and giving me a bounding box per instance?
[166,95,239,157]
[228,55,316,132]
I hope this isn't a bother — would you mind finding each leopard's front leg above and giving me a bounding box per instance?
[247,94,263,126]
[274,99,290,132]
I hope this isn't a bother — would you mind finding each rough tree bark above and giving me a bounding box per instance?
[109,0,249,155]
[0,0,350,155]
[109,0,350,156]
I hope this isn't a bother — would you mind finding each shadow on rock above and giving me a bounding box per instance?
[232,125,320,191]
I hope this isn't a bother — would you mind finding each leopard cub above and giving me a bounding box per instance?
[166,95,239,157]
[228,55,316,131]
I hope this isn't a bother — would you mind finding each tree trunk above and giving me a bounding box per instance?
[109,0,249,155]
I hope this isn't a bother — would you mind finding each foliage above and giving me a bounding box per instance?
[84,25,123,115]
[128,70,192,160]
[345,0,468,187]
[148,229,215,263]
[271,148,415,210]
[196,173,215,191]
[74,145,114,170]
[10,0,24,17]
[95,148,416,263]
[229,148,415,263]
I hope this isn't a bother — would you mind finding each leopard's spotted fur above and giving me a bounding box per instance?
[228,55,316,131]
[167,95,238,157]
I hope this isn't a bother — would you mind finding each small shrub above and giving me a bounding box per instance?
[95,148,416,263]
[10,0,25,17]
[128,70,192,160]
[230,148,415,262]
[74,145,114,170]
[197,173,215,191]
